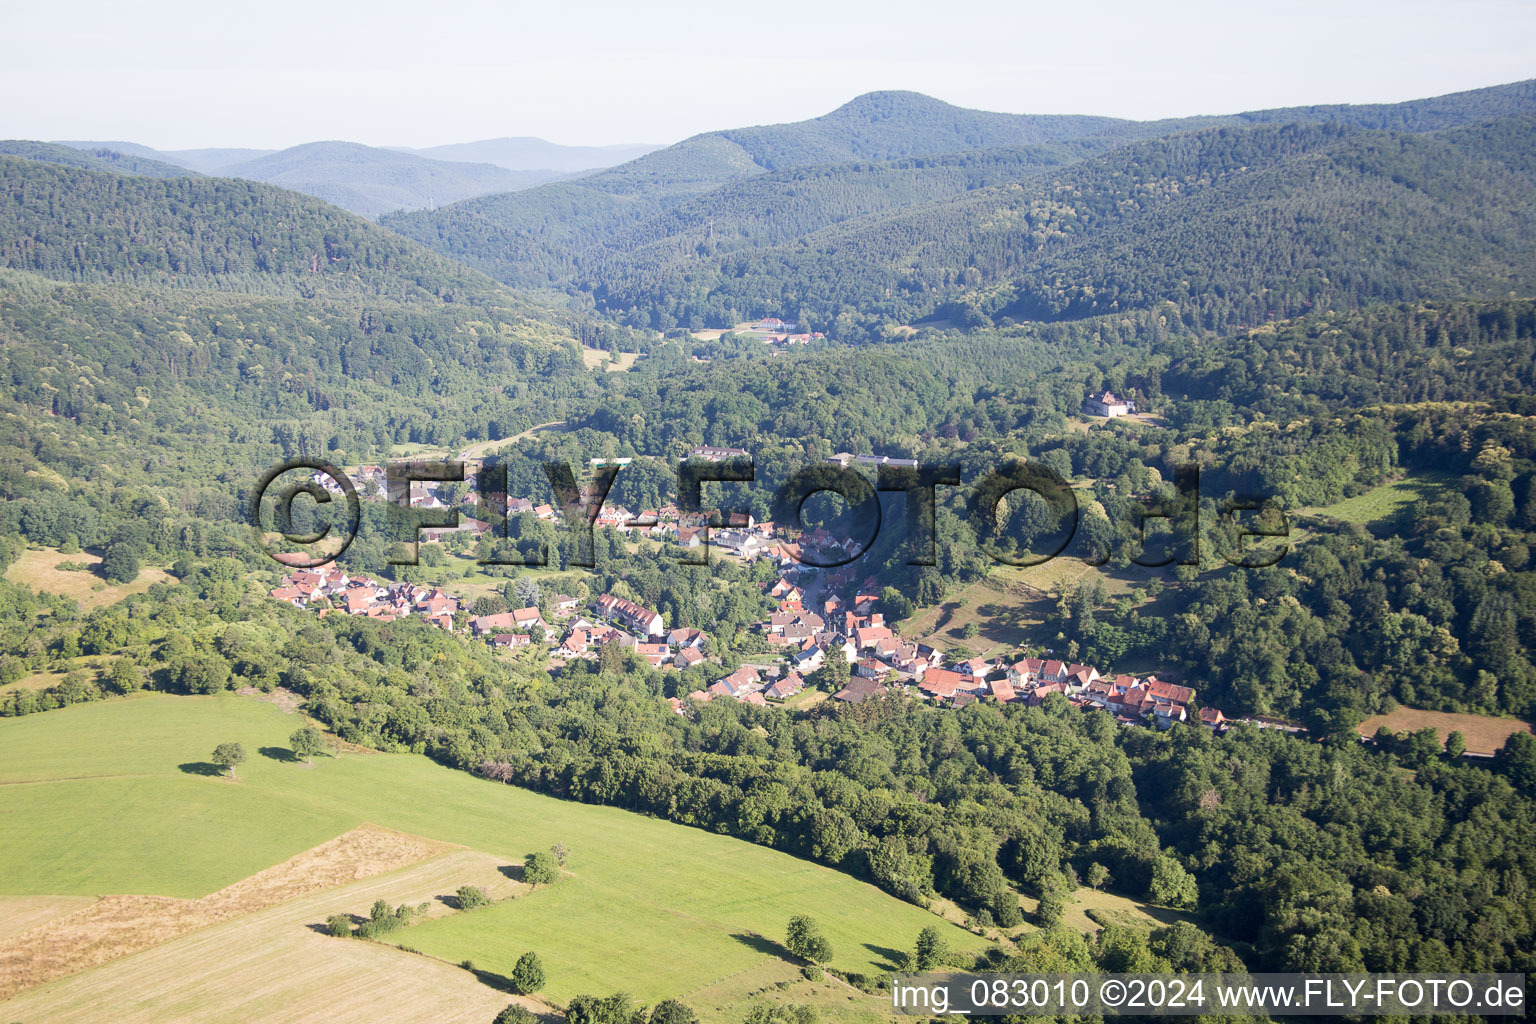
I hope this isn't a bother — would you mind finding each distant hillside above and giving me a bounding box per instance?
[215,141,568,217]
[384,81,1536,299]
[2,140,194,178]
[381,90,1154,286]
[586,118,1536,334]
[405,137,662,172]
[60,143,289,174]
[1230,78,1536,132]
[0,154,513,303]
[157,146,277,172]
[58,139,564,216]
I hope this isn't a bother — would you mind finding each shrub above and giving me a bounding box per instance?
[456,884,491,910]
[325,914,352,937]
[494,1006,537,1024]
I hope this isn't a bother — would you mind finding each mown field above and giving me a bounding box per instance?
[4,547,173,611]
[1356,706,1534,756]
[0,694,983,1019]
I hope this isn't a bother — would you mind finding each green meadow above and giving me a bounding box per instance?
[0,694,983,1001]
[1298,471,1453,525]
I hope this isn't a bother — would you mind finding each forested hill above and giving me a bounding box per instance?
[0,140,195,179]
[0,154,515,303]
[581,117,1536,335]
[382,81,1536,302]
[378,91,1149,286]
[1230,76,1536,131]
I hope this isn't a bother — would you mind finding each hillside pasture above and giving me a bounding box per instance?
[5,547,172,610]
[0,849,537,1024]
[0,694,984,1015]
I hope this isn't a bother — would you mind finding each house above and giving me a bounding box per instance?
[674,646,706,670]
[634,643,673,668]
[688,445,750,462]
[594,593,665,637]
[826,453,919,470]
[919,668,981,700]
[1028,681,1069,707]
[1083,390,1136,418]
[1007,658,1044,687]
[668,627,706,649]
[834,677,886,704]
[269,586,307,607]
[490,633,531,649]
[764,672,806,700]
[791,646,825,673]
[471,611,520,636]
[714,666,762,696]
[855,625,893,650]
[1200,707,1226,730]
[510,607,547,632]
[1068,665,1099,690]
[552,594,579,617]
[989,679,1018,703]
[345,590,379,615]
[1148,679,1196,707]
[853,658,886,680]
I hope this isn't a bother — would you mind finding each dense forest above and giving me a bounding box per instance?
[386,83,1536,337]
[577,119,1536,335]
[0,156,511,301]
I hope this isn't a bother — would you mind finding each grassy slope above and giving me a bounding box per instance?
[1296,471,1454,525]
[0,695,983,1001]
[4,548,173,612]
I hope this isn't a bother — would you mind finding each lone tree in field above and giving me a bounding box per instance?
[913,924,947,970]
[511,950,545,994]
[290,725,326,765]
[211,741,247,779]
[523,850,559,887]
[551,841,569,866]
[100,541,141,584]
[786,915,832,964]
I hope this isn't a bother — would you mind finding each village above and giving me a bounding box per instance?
[269,439,1246,736]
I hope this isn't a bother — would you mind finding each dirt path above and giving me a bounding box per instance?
[457,421,567,461]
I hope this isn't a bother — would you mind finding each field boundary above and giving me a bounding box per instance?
[0,824,454,1000]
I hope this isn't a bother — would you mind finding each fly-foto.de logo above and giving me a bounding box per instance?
[249,454,1288,571]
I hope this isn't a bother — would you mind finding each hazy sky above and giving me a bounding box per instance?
[6,0,1535,149]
